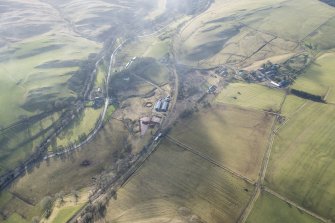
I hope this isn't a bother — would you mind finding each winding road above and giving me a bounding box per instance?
[43,24,172,160]
[43,41,126,160]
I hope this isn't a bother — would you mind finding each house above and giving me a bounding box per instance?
[93,97,104,109]
[207,85,217,94]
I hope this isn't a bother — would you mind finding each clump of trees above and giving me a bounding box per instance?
[72,190,80,203]
[40,196,54,218]
[108,57,161,100]
[68,55,97,99]
[180,109,194,119]
[290,89,325,103]
[79,197,109,223]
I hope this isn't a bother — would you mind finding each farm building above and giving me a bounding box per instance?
[155,97,170,112]
[270,81,280,88]
[161,101,169,112]
[155,100,162,111]
[207,85,217,94]
[93,97,104,109]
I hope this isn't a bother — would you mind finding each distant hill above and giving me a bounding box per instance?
[320,0,335,7]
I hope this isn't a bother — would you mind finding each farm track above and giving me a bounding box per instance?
[239,22,299,44]
[300,14,335,43]
[214,102,282,117]
[238,93,334,223]
[237,94,286,223]
[166,135,255,185]
[43,40,126,160]
[264,187,330,223]
[39,0,84,38]
[13,1,334,222]
[241,37,278,64]
[130,73,165,92]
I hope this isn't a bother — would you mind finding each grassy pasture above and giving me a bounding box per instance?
[246,192,322,223]
[94,64,106,89]
[176,0,335,68]
[103,140,254,223]
[110,58,169,100]
[143,38,170,59]
[170,105,274,181]
[292,52,335,103]
[0,120,128,222]
[43,189,89,223]
[0,194,41,223]
[242,0,335,42]
[118,36,170,64]
[280,95,307,117]
[2,120,127,216]
[265,102,335,220]
[0,111,61,175]
[51,205,84,223]
[2,213,28,223]
[215,83,285,111]
[305,16,335,50]
[54,108,102,149]
[0,33,101,127]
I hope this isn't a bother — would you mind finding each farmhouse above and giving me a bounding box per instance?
[93,97,104,109]
[207,85,217,94]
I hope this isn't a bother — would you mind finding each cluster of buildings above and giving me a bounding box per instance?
[155,96,170,112]
[90,87,105,109]
[240,62,290,88]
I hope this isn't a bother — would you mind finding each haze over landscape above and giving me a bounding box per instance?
[1,0,335,222]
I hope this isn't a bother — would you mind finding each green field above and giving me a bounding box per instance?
[215,82,285,111]
[265,102,335,220]
[292,52,335,103]
[3,213,28,223]
[54,108,102,149]
[94,64,106,89]
[110,58,169,100]
[51,204,84,223]
[170,105,273,181]
[305,16,335,50]
[103,140,254,223]
[0,111,62,175]
[0,34,101,127]
[246,192,322,223]
[280,95,307,117]
[176,0,335,68]
[0,194,41,223]
[0,120,128,222]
